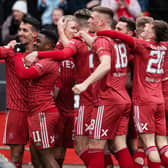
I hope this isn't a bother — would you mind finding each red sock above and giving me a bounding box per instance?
[104,153,113,168]
[88,149,104,168]
[79,149,90,167]
[116,147,133,168]
[14,161,22,168]
[160,145,168,167]
[145,146,161,168]
[133,150,145,168]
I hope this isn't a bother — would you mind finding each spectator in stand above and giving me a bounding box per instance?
[2,0,16,22]
[1,0,28,44]
[42,8,64,34]
[138,0,149,16]
[37,0,60,25]
[101,0,141,20]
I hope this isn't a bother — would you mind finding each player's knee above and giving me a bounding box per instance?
[10,146,24,161]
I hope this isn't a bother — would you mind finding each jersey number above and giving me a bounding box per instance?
[114,43,128,68]
[32,131,41,142]
[146,50,165,74]
[89,53,94,68]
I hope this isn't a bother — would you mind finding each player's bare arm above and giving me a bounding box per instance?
[72,54,111,94]
[57,17,71,47]
[78,30,96,48]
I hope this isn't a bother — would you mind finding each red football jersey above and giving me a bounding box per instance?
[67,36,94,105]
[131,39,166,104]
[55,41,75,112]
[0,47,29,111]
[28,58,60,113]
[92,36,131,106]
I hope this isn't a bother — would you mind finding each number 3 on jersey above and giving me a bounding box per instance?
[146,50,165,74]
[114,43,128,68]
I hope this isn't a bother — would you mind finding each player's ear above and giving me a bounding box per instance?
[127,30,133,36]
[45,43,52,50]
[32,32,38,39]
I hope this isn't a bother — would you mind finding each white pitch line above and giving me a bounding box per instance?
[0,146,30,151]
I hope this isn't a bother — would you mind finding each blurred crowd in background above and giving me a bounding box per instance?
[0,0,167,45]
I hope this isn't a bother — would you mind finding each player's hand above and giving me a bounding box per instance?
[25,51,38,67]
[78,31,95,47]
[57,16,66,34]
[72,82,88,94]
[7,40,17,48]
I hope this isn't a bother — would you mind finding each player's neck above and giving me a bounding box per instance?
[99,26,112,31]
[25,43,34,53]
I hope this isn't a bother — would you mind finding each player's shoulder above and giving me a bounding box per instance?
[148,41,168,51]
[70,36,84,46]
[1,46,14,55]
[94,35,113,44]
[93,35,114,48]
[36,58,59,71]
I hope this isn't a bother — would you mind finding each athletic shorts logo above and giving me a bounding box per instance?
[101,129,108,137]
[141,122,148,131]
[50,135,55,144]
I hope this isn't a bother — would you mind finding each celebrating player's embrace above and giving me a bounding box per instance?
[2,5,168,168]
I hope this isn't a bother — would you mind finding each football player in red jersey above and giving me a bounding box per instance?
[15,29,61,168]
[1,16,40,168]
[97,19,168,168]
[73,7,133,168]
[52,15,76,168]
[131,16,154,168]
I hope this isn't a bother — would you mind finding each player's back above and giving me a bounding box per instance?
[132,39,166,104]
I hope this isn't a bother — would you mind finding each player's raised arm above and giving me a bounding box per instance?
[72,54,111,94]
[25,47,76,67]
[96,30,135,48]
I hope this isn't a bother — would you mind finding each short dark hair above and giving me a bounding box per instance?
[152,20,168,42]
[22,16,40,32]
[74,8,91,28]
[111,19,117,30]
[92,6,113,20]
[40,29,59,45]
[136,16,153,29]
[119,16,136,33]
[74,8,91,20]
